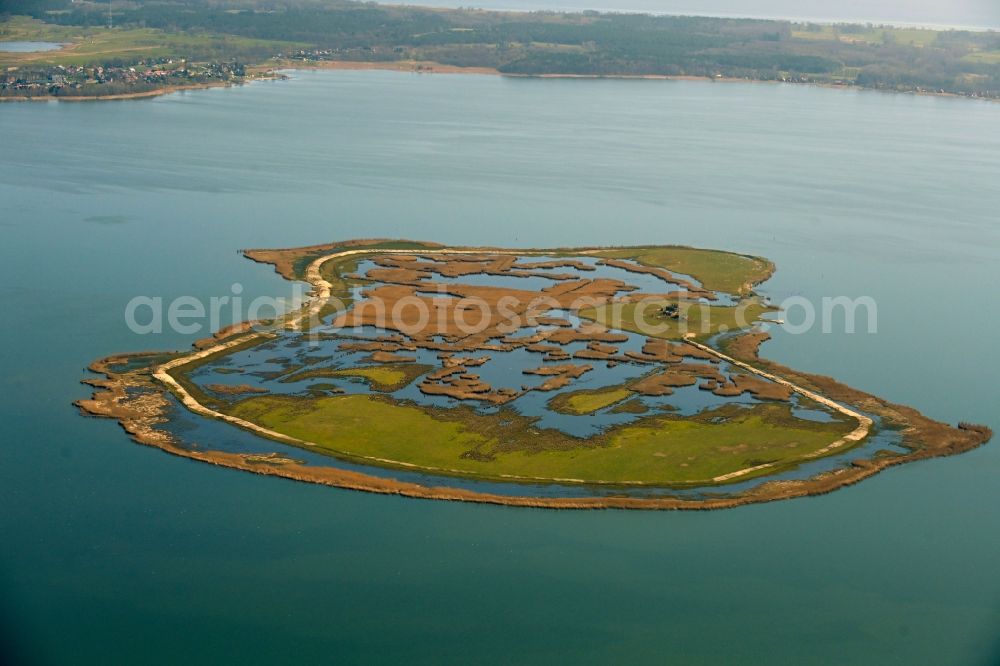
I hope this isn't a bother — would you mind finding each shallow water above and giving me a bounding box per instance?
[1,70,999,664]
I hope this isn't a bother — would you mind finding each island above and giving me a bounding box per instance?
[3,0,1000,101]
[77,240,992,509]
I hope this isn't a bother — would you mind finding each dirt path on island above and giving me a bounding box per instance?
[682,335,873,482]
[153,247,871,486]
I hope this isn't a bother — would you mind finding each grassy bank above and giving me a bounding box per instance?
[226,394,855,486]
[592,247,774,295]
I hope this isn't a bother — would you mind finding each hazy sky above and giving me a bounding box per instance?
[397,0,1000,29]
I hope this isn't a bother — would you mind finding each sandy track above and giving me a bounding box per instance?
[153,247,870,486]
[682,335,872,482]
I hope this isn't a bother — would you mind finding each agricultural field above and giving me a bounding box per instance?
[0,16,304,67]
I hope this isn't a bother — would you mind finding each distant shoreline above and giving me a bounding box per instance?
[289,60,997,103]
[3,59,995,103]
[273,60,1000,106]
[272,59,501,76]
[374,4,1000,34]
[0,80,235,102]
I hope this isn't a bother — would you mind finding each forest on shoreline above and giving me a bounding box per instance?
[4,0,1000,98]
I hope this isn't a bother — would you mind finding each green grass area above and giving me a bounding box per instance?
[598,403,852,483]
[225,394,855,486]
[792,25,879,43]
[280,363,431,391]
[0,16,306,67]
[792,26,938,47]
[964,51,1000,65]
[577,298,775,341]
[592,247,774,295]
[549,386,632,415]
[228,394,489,470]
[889,28,940,47]
[610,398,649,414]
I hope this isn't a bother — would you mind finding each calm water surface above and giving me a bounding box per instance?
[1,71,999,665]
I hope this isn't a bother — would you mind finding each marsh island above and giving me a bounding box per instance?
[79,240,991,509]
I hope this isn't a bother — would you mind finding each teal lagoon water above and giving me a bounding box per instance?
[1,71,999,664]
